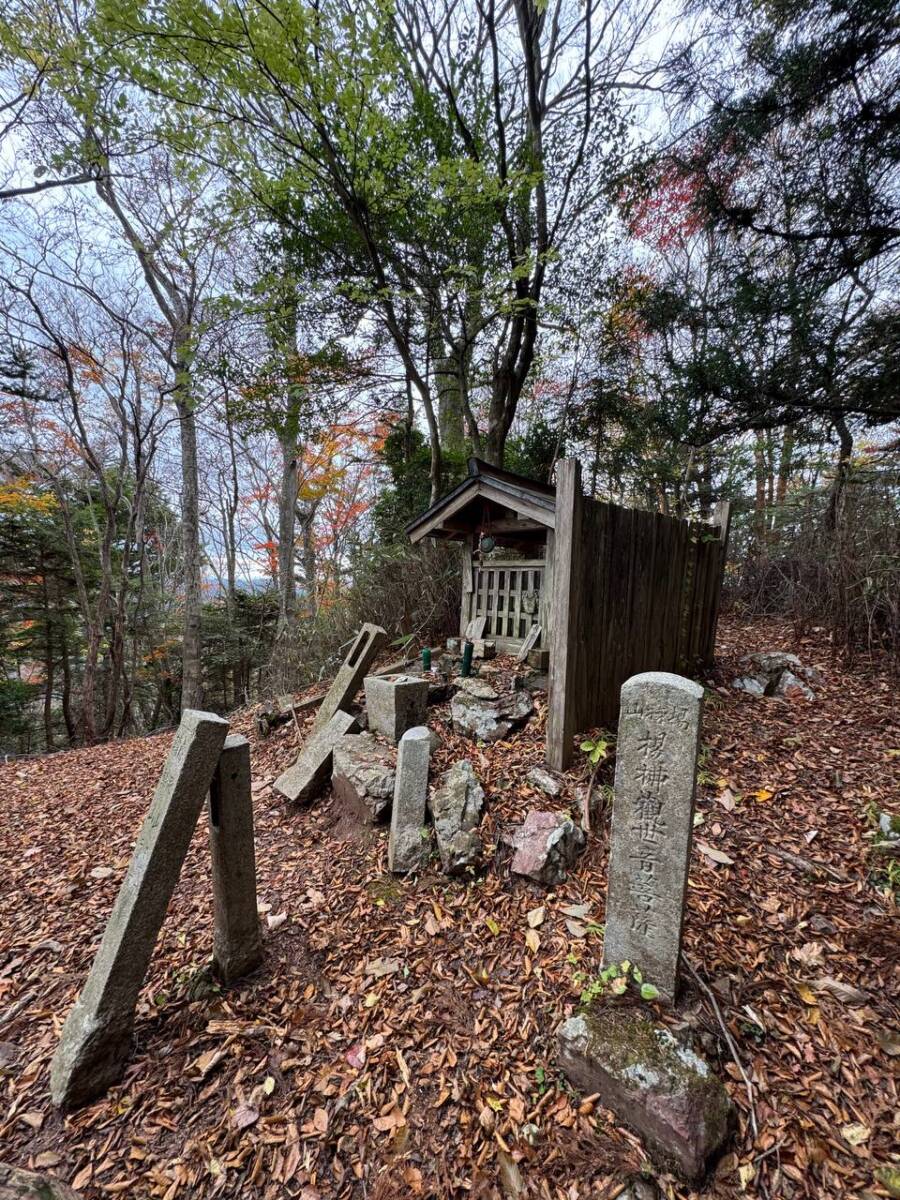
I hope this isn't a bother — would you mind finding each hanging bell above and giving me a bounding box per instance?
[479,533,495,553]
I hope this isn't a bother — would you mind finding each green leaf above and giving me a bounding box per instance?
[640,983,660,1001]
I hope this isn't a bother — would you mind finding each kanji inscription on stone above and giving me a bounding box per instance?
[603,672,704,1002]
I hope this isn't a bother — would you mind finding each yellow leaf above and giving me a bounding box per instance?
[841,1122,871,1146]
[754,789,774,803]
[738,1161,755,1190]
[487,1095,505,1111]
[796,983,818,1004]
[485,917,500,936]
[525,929,540,954]
[364,992,379,1008]
[263,1076,275,1095]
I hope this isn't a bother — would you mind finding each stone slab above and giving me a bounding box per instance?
[364,674,429,743]
[557,1008,733,1181]
[274,710,359,803]
[50,709,229,1109]
[517,623,542,662]
[388,726,431,873]
[209,735,263,983]
[603,672,704,1002]
[311,624,387,734]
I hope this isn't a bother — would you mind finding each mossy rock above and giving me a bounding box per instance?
[556,1006,734,1182]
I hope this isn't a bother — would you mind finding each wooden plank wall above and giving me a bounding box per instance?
[546,459,730,768]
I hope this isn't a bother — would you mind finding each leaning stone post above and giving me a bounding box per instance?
[388,726,431,873]
[603,672,704,1002]
[311,623,387,734]
[50,710,229,1109]
[209,735,263,983]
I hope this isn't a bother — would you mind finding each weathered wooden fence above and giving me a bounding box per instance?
[546,460,729,769]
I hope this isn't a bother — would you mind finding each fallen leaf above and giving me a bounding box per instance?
[526,906,545,928]
[560,903,590,919]
[840,1122,870,1146]
[266,912,287,930]
[811,975,868,1006]
[525,928,540,954]
[697,842,735,866]
[233,1103,259,1131]
[365,956,401,978]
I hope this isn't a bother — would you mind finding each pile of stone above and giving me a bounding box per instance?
[731,650,822,700]
[450,677,534,743]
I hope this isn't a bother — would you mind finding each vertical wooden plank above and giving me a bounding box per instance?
[546,459,583,771]
[541,533,554,647]
[460,548,473,638]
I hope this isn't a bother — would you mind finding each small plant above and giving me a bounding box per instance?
[580,735,611,766]
[577,960,660,1006]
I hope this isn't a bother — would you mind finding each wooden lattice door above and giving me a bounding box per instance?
[467,559,544,650]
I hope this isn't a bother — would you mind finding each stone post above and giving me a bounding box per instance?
[388,726,431,873]
[603,672,704,1002]
[50,710,229,1109]
[311,623,387,734]
[209,735,263,983]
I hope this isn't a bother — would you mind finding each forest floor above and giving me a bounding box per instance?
[0,616,898,1200]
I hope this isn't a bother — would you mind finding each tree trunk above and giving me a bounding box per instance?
[177,389,204,711]
[825,415,853,532]
[276,429,298,638]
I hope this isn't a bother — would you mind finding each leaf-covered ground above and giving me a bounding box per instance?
[1,618,898,1200]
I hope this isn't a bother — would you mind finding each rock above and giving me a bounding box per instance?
[506,809,585,885]
[618,1178,662,1200]
[331,733,396,823]
[733,651,822,700]
[773,670,815,701]
[0,1164,82,1200]
[742,650,802,677]
[451,678,533,743]
[273,710,359,804]
[430,760,485,875]
[730,674,766,696]
[364,674,429,743]
[556,1008,734,1182]
[446,638,461,654]
[527,767,562,798]
[878,811,900,839]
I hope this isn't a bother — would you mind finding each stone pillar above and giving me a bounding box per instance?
[50,710,229,1109]
[388,726,431,873]
[603,672,704,1002]
[311,623,387,734]
[209,735,263,983]
[364,674,429,743]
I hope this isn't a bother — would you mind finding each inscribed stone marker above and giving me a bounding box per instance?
[603,672,704,1002]
[209,735,263,983]
[388,726,431,873]
[311,623,387,734]
[50,710,229,1109]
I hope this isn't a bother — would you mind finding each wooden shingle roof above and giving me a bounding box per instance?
[405,458,556,544]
